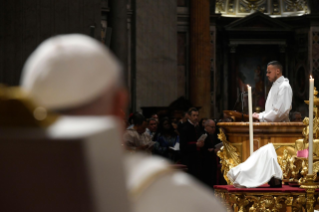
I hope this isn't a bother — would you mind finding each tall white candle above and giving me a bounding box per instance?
[309,76,314,174]
[248,85,254,155]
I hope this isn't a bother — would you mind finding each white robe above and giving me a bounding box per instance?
[259,76,292,122]
[125,153,227,212]
[226,143,282,188]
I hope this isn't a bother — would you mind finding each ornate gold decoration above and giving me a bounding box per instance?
[272,0,281,15]
[228,194,249,211]
[284,0,306,12]
[279,87,319,184]
[228,0,236,13]
[217,128,241,184]
[215,189,308,212]
[292,195,306,212]
[300,174,319,212]
[0,85,58,128]
[216,0,226,13]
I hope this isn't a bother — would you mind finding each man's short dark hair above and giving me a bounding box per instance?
[290,111,302,121]
[267,61,283,73]
[132,112,146,126]
[187,107,198,115]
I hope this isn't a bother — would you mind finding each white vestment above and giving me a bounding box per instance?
[125,153,227,212]
[259,76,292,122]
[227,143,282,188]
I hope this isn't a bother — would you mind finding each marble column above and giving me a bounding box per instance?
[109,0,128,85]
[190,0,211,118]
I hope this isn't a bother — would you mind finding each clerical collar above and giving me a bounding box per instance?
[274,76,284,84]
[188,119,197,126]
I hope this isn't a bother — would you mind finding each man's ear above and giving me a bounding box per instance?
[111,87,128,120]
[276,68,281,76]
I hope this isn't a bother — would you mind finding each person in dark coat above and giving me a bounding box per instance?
[177,111,188,135]
[179,108,203,179]
[199,119,219,188]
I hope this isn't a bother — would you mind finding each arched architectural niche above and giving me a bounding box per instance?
[215,0,310,17]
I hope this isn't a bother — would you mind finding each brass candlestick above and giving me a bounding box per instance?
[300,174,319,212]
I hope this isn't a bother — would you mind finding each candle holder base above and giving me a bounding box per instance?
[300,174,319,212]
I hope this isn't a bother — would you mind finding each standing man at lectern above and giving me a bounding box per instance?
[252,61,292,122]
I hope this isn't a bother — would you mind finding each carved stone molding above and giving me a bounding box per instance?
[216,0,309,17]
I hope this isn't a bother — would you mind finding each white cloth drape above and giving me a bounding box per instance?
[259,76,292,122]
[227,143,282,188]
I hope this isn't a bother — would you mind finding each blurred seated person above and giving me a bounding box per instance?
[153,117,180,162]
[127,113,134,129]
[151,113,159,122]
[199,118,207,132]
[290,111,303,122]
[124,113,155,152]
[146,118,158,140]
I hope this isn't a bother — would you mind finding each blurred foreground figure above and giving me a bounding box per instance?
[20,34,226,212]
[0,111,130,212]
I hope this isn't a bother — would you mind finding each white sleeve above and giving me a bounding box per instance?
[133,172,227,212]
[258,111,265,121]
[261,86,292,122]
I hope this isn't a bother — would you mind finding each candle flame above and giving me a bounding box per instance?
[311,75,313,79]
[247,84,250,88]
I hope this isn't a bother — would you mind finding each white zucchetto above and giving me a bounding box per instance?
[21,34,122,110]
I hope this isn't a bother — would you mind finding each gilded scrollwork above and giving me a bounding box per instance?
[216,0,226,13]
[279,86,319,184]
[222,194,301,212]
[278,148,292,179]
[217,128,241,185]
[291,195,306,212]
[284,0,307,12]
[246,195,260,212]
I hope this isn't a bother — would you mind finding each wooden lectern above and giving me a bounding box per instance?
[218,122,305,162]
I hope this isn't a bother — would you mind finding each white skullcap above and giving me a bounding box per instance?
[21,34,122,111]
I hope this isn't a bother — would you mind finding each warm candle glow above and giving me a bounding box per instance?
[311,75,313,79]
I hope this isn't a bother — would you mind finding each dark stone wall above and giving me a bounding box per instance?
[134,0,178,110]
[310,0,319,14]
[0,0,101,85]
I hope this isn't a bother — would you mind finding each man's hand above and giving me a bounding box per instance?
[252,113,259,119]
[196,140,204,148]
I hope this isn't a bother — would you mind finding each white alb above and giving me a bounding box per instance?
[259,76,292,122]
